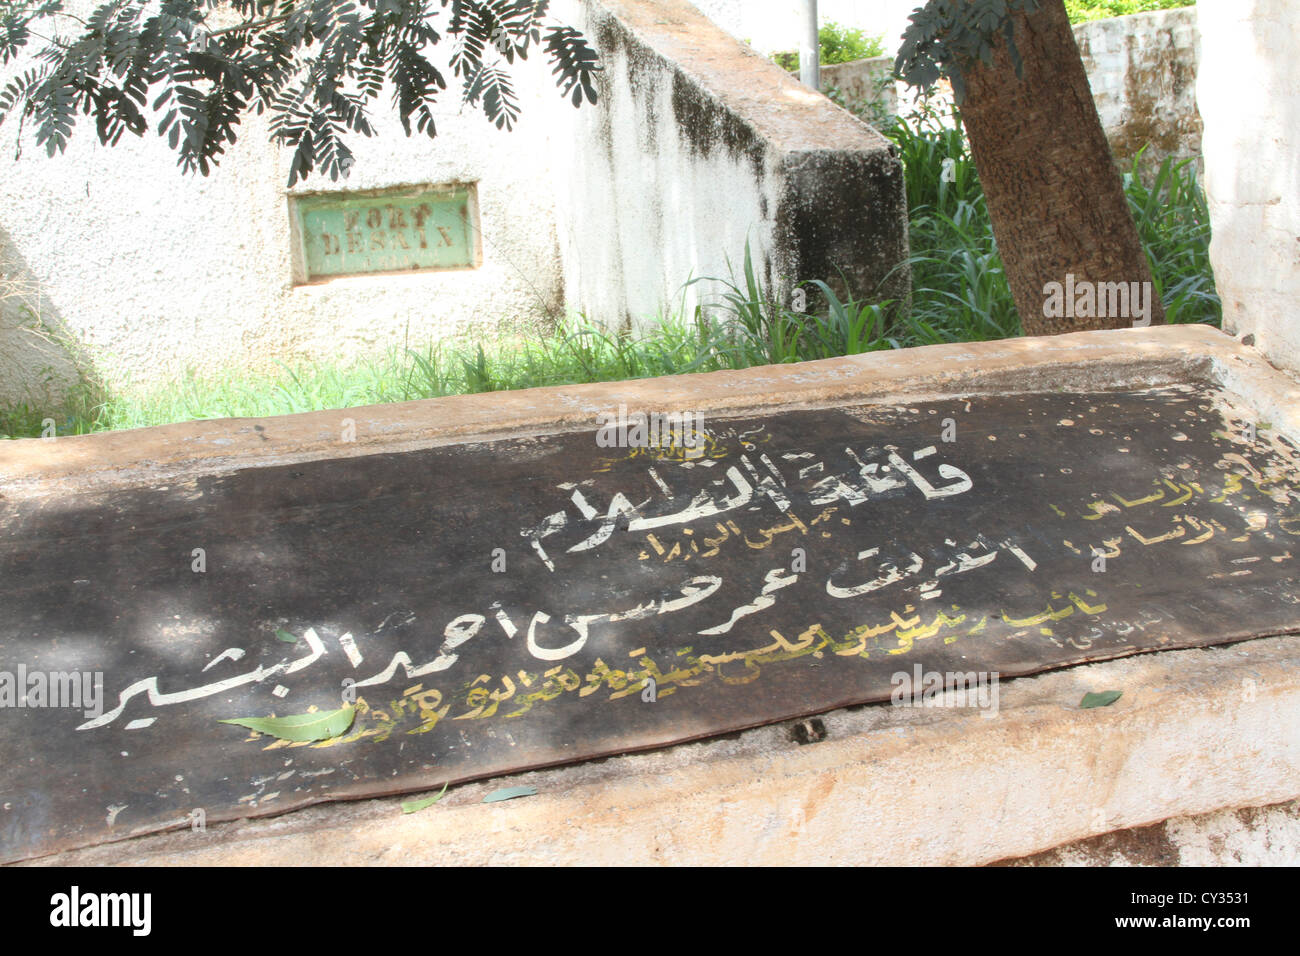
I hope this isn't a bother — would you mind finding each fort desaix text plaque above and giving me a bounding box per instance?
[292,184,479,281]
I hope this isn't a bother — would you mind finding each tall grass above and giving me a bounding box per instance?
[1123,147,1220,325]
[687,244,901,365]
[0,316,741,438]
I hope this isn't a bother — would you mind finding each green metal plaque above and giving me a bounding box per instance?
[293,184,478,281]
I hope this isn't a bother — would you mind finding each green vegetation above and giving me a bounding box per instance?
[0,284,901,439]
[772,21,885,72]
[885,98,1219,341]
[1065,0,1192,24]
[0,98,1218,440]
[817,21,888,64]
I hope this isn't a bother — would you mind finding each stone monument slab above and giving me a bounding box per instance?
[1,384,1298,860]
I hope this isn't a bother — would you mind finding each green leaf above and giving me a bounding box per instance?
[482,785,537,803]
[220,704,356,742]
[401,783,448,814]
[1080,690,1122,709]
[275,628,298,643]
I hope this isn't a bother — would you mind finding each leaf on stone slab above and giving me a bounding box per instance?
[401,783,449,814]
[219,704,355,742]
[1080,690,1122,709]
[482,785,537,803]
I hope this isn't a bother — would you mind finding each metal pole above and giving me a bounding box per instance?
[799,0,820,90]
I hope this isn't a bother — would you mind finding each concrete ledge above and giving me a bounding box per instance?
[25,633,1300,866]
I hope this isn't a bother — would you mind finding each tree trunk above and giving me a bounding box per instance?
[958,0,1164,335]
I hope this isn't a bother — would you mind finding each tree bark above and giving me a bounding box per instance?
[958,0,1164,335]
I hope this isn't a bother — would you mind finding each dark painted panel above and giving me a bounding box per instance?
[2,385,1298,860]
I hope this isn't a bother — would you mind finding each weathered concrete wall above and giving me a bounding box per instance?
[0,1,564,407]
[1073,7,1202,172]
[820,54,898,123]
[547,0,910,330]
[1197,0,1300,379]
